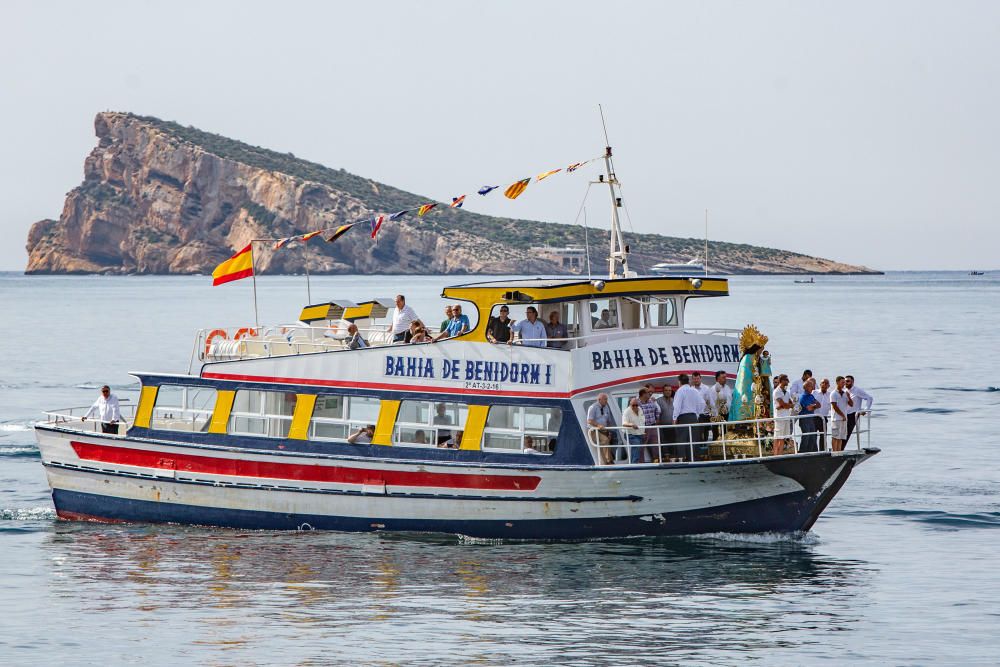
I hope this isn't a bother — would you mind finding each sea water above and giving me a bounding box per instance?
[0,272,997,665]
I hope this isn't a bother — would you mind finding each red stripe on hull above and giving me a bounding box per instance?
[56,508,129,524]
[69,441,541,491]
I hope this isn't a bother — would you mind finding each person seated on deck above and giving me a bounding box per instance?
[413,429,428,445]
[408,321,431,344]
[545,311,568,349]
[593,309,614,329]
[433,403,453,445]
[440,305,453,335]
[348,424,375,444]
[510,306,547,348]
[432,305,470,342]
[486,306,512,344]
[440,429,463,449]
[346,323,368,350]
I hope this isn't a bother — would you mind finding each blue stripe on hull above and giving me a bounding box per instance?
[50,481,845,539]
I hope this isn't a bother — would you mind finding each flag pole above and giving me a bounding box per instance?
[305,261,312,304]
[250,240,260,330]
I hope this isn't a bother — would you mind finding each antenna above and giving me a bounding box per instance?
[597,105,628,279]
[704,209,709,276]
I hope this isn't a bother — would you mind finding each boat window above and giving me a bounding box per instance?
[150,385,217,432]
[646,297,678,327]
[394,400,468,447]
[589,298,619,331]
[228,390,297,438]
[309,394,380,442]
[483,405,560,454]
[619,297,644,330]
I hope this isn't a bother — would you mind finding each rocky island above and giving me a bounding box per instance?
[25,112,877,276]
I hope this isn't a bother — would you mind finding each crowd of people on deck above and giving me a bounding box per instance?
[587,370,874,465]
[344,294,570,349]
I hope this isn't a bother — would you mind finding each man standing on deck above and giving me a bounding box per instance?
[830,376,853,452]
[82,385,121,434]
[638,387,661,463]
[656,385,676,460]
[392,294,419,343]
[673,374,703,461]
[790,370,812,401]
[510,306,547,348]
[845,375,874,440]
[586,393,615,465]
[798,378,822,452]
[691,372,713,441]
[813,378,832,450]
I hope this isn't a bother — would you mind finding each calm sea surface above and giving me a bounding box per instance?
[1,271,997,665]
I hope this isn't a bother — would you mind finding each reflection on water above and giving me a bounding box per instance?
[40,524,871,665]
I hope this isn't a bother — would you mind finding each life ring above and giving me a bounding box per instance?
[204,328,228,357]
[234,327,258,340]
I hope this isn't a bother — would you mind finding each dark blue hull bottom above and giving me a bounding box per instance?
[51,459,857,539]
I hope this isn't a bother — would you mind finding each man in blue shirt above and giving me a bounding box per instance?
[432,304,470,342]
[511,306,548,348]
[797,377,822,452]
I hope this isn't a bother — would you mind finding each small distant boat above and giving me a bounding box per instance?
[794,277,815,284]
[650,259,704,276]
[970,271,985,276]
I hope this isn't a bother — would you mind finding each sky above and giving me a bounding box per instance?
[2,0,998,271]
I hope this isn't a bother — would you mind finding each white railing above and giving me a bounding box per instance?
[587,412,873,465]
[42,401,136,437]
[190,322,742,369]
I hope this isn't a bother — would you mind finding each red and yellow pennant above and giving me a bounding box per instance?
[326,223,355,243]
[301,230,323,242]
[417,203,437,217]
[536,168,561,182]
[212,244,254,286]
[504,178,530,200]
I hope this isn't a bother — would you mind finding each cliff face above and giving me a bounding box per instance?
[25,112,877,275]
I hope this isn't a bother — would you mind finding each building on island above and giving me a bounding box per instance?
[531,246,588,274]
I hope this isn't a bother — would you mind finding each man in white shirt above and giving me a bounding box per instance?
[789,370,812,401]
[709,370,733,419]
[772,374,794,456]
[829,376,854,452]
[82,385,121,434]
[691,372,714,441]
[510,306,548,348]
[391,294,419,343]
[844,375,874,439]
[813,378,832,450]
[672,374,704,461]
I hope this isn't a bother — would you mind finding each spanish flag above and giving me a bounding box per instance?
[326,223,354,243]
[536,168,561,182]
[212,243,254,286]
[504,178,530,200]
[417,203,437,217]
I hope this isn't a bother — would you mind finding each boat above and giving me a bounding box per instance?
[969,271,985,276]
[794,277,815,284]
[34,143,879,539]
[649,259,705,276]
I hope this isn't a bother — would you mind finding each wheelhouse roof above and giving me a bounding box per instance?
[442,276,728,305]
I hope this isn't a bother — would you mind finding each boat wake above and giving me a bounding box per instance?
[938,386,1000,393]
[682,530,820,545]
[854,508,1000,530]
[0,444,41,458]
[0,506,57,522]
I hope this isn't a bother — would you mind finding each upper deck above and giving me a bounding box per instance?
[194,275,733,369]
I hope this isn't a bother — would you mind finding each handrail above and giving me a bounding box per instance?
[192,321,742,365]
[42,402,137,438]
[587,411,873,465]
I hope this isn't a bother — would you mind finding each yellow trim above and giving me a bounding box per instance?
[460,405,489,451]
[133,385,158,429]
[372,399,400,446]
[343,302,375,320]
[442,277,729,342]
[288,394,317,440]
[299,304,332,322]
[208,390,236,434]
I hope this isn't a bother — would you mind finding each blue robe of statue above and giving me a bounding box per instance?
[729,353,756,421]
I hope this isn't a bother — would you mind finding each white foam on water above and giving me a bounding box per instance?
[0,506,57,521]
[684,530,820,545]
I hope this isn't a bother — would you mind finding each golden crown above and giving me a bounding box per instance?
[738,324,768,354]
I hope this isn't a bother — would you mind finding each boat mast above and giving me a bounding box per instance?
[599,106,628,279]
[704,209,709,275]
